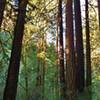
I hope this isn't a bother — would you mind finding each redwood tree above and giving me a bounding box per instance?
[85,0,91,87]
[3,0,28,100]
[74,0,85,92]
[58,0,66,99]
[66,0,76,98]
[0,0,6,27]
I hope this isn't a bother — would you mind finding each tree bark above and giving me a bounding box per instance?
[3,0,28,100]
[58,0,66,99]
[74,0,85,92]
[66,0,76,99]
[0,0,6,28]
[85,0,91,87]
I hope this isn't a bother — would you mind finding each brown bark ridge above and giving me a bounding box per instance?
[74,0,85,92]
[58,0,66,99]
[3,0,28,100]
[85,0,92,87]
[0,0,6,28]
[66,0,76,99]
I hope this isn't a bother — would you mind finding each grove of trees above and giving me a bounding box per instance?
[0,0,100,100]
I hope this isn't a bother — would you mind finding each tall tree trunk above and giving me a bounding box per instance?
[55,7,60,98]
[98,0,100,29]
[85,0,91,87]
[55,20,60,100]
[0,0,6,28]
[3,0,28,100]
[74,0,85,92]
[58,0,66,99]
[66,0,76,99]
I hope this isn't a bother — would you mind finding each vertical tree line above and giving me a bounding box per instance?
[0,0,98,99]
[66,0,76,99]
[74,0,85,92]
[85,0,91,87]
[58,0,66,99]
[3,0,28,100]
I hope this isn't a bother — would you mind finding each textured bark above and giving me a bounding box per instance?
[85,0,91,87]
[3,0,28,100]
[74,0,85,92]
[98,0,100,29]
[58,0,66,99]
[0,0,6,27]
[66,0,76,99]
